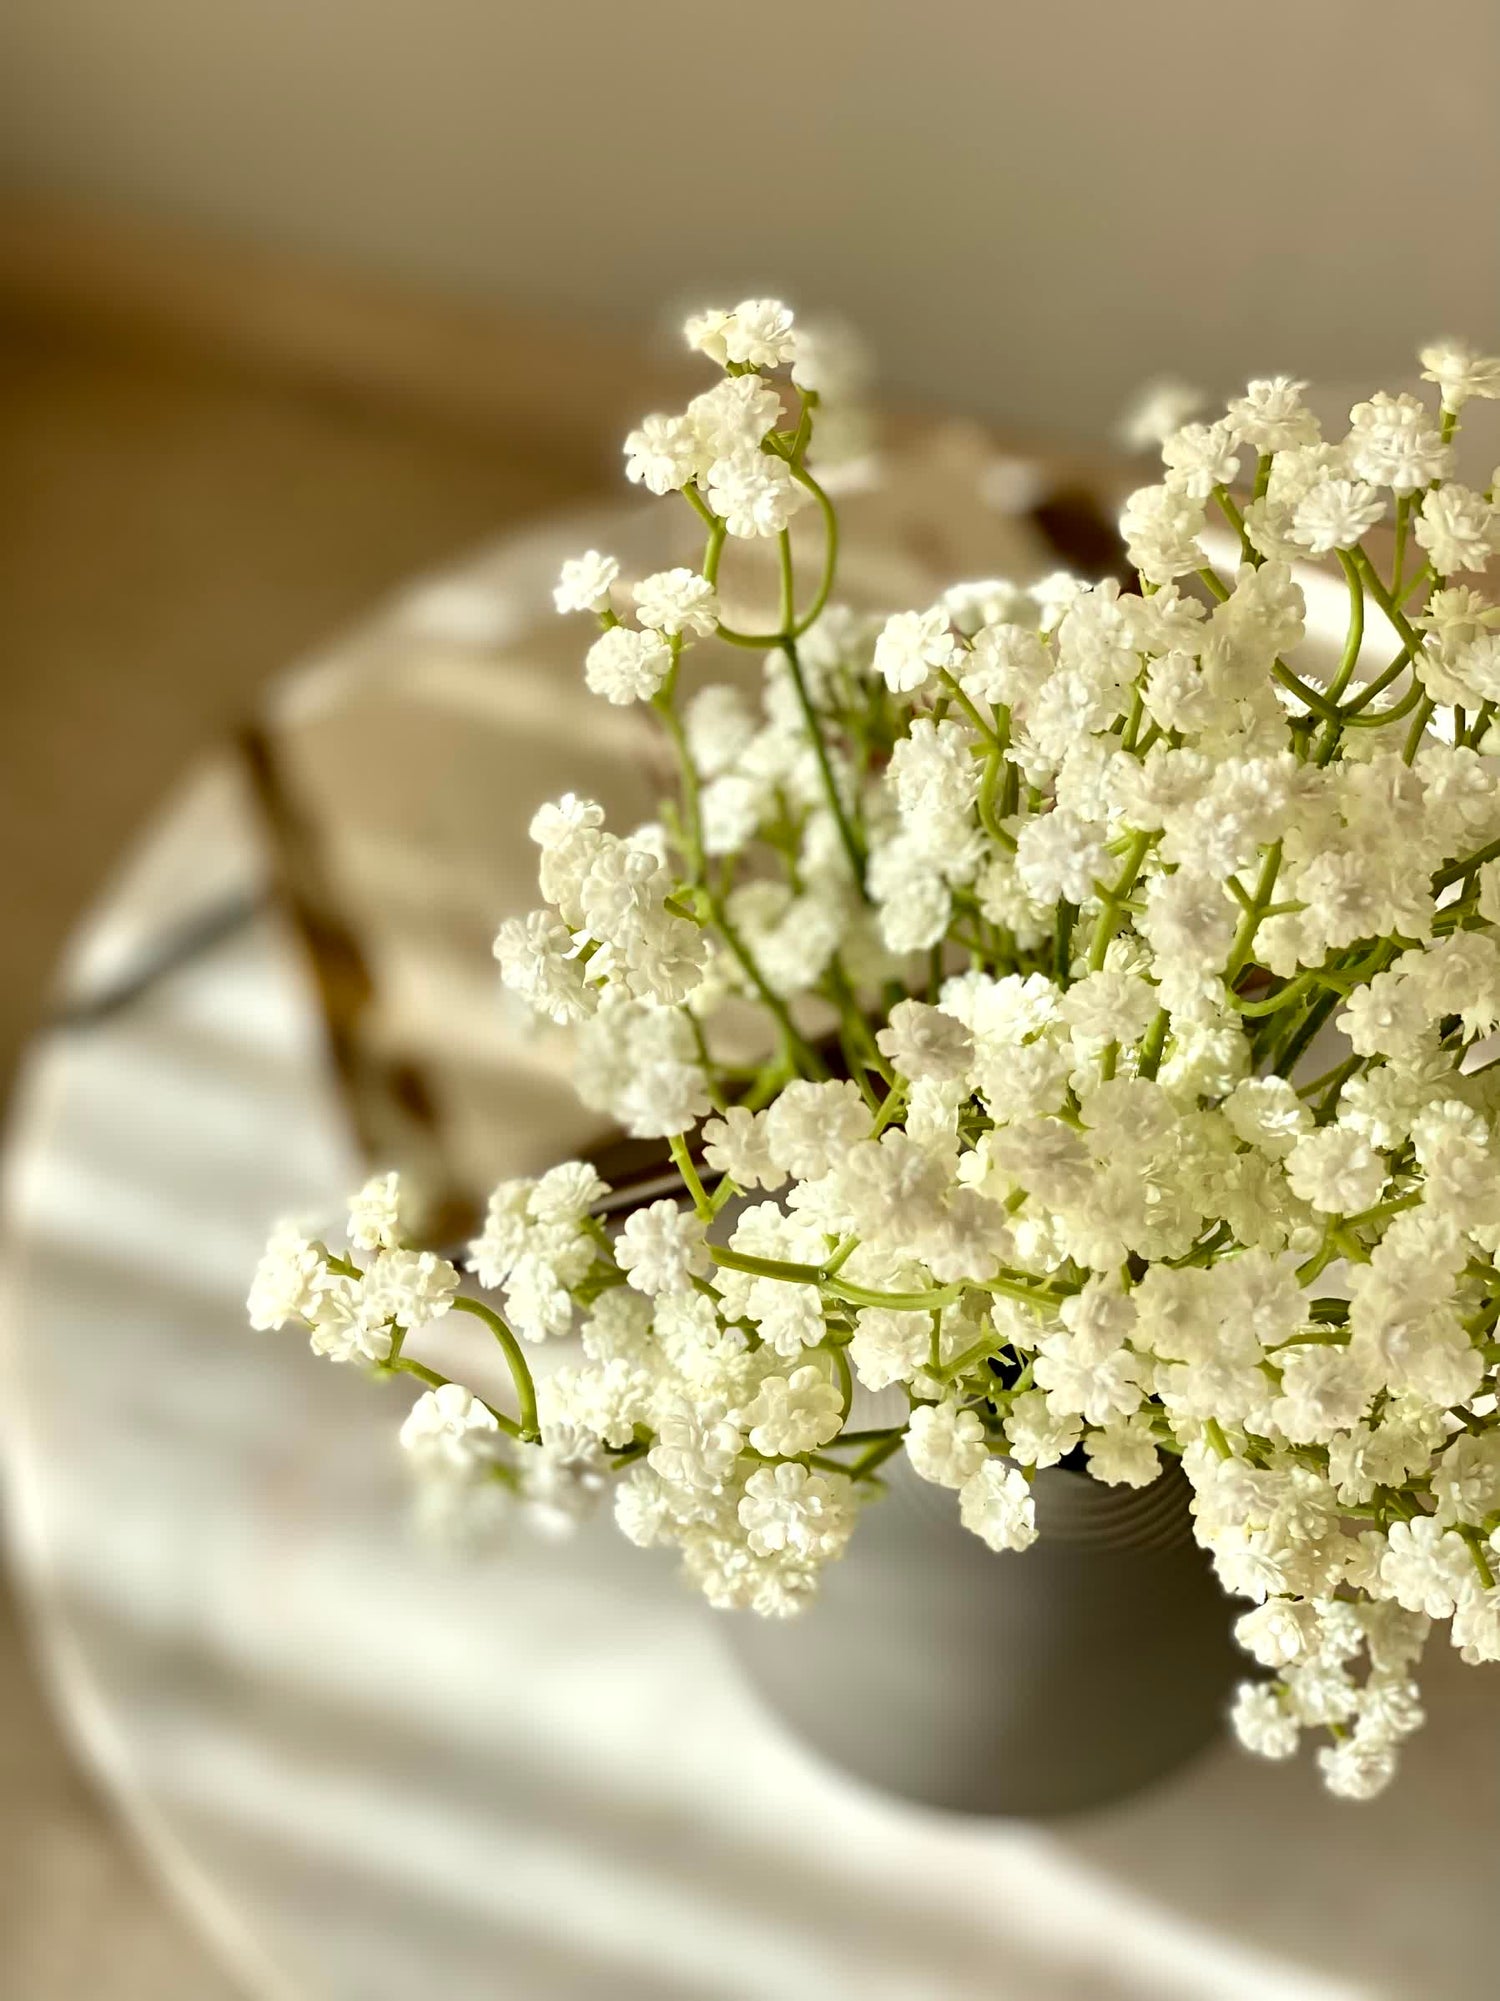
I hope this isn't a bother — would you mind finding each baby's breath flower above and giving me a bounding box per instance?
[958,1460,1037,1551]
[249,326,1500,1806]
[1289,475,1385,554]
[704,448,807,539]
[632,568,719,638]
[553,550,620,615]
[1419,339,1500,414]
[584,625,673,704]
[400,1384,500,1475]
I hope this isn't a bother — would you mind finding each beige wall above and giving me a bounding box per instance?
[0,0,1496,442]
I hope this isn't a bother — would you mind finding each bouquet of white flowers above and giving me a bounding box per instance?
[249,301,1500,1801]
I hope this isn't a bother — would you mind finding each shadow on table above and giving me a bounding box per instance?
[1057,1642,1500,2000]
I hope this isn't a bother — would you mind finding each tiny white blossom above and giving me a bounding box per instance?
[873,607,963,694]
[554,551,620,615]
[584,625,673,705]
[347,1170,403,1253]
[632,568,720,638]
[721,298,797,370]
[1231,1681,1300,1760]
[1419,339,1500,414]
[1285,1127,1386,1216]
[1414,484,1498,579]
[400,1383,500,1474]
[958,1460,1037,1551]
[615,1200,710,1296]
[1290,476,1385,555]
[736,1365,843,1457]
[738,1462,854,1559]
[704,448,808,539]
[906,1399,988,1488]
[875,999,974,1083]
[623,413,701,494]
[247,1222,325,1331]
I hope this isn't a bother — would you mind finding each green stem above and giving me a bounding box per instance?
[707,892,829,1078]
[778,634,867,893]
[1225,841,1282,981]
[450,1296,541,1442]
[669,1133,712,1221]
[788,464,840,636]
[1088,829,1152,971]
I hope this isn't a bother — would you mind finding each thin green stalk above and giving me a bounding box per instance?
[450,1295,541,1441]
[707,891,829,1078]
[1225,841,1282,980]
[778,634,867,892]
[789,464,840,636]
[669,1133,712,1221]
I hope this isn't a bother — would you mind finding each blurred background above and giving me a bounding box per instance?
[0,2,1497,1994]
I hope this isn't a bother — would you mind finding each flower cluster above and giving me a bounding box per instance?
[253,306,1500,1799]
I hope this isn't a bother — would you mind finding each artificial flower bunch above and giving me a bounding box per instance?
[250,301,1500,1799]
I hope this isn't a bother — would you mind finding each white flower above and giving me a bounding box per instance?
[1419,340,1500,413]
[873,607,963,694]
[1160,418,1240,500]
[1231,1681,1299,1760]
[906,1399,988,1487]
[528,1160,609,1225]
[1414,484,1498,578]
[1235,1598,1320,1669]
[1345,391,1452,493]
[363,1248,459,1329]
[400,1383,500,1474]
[1379,1517,1473,1618]
[958,1460,1037,1552]
[791,316,872,400]
[704,448,808,539]
[1290,476,1385,554]
[721,297,797,369]
[493,909,592,1024]
[686,683,755,778]
[738,1462,855,1558]
[1035,1336,1144,1426]
[1083,1417,1160,1489]
[1226,377,1320,454]
[1452,1580,1500,1664]
[1015,809,1109,907]
[584,626,673,705]
[1317,1734,1396,1801]
[1004,1389,1082,1469]
[849,1307,931,1391]
[623,413,701,495]
[632,568,719,638]
[1119,482,1207,584]
[875,999,974,1083]
[247,1222,324,1330]
[615,1200,710,1296]
[554,550,619,615]
[305,1272,395,1365]
[346,1170,402,1253]
[701,1107,785,1191]
[1285,1127,1385,1216]
[764,1080,873,1180]
[1222,1076,1311,1158]
[684,308,735,364]
[735,1365,843,1457]
[648,1391,743,1499]
[689,375,784,458]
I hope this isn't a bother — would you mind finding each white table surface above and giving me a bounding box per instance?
[2,518,1498,2001]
